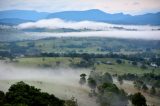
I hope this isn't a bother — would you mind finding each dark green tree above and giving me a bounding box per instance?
[118,76,123,85]
[101,72,113,84]
[134,80,143,90]
[150,86,156,95]
[65,97,78,106]
[0,91,5,106]
[132,61,137,66]
[116,59,122,64]
[87,77,97,90]
[97,82,128,106]
[141,64,147,69]
[141,84,148,92]
[131,92,147,106]
[5,81,64,106]
[79,73,87,86]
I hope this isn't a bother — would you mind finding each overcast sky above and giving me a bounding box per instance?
[0,0,160,15]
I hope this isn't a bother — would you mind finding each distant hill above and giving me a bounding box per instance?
[47,9,160,25]
[0,9,160,25]
[0,10,49,21]
[0,18,34,25]
[47,9,110,21]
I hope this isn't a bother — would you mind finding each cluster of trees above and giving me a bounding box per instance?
[100,46,120,52]
[79,71,128,106]
[133,80,157,95]
[117,73,160,88]
[40,52,159,67]
[134,80,146,90]
[0,37,159,66]
[141,73,160,88]
[0,48,159,68]
[116,73,160,96]
[0,81,77,106]
[70,57,94,68]
[79,71,149,106]
[116,73,138,81]
[0,42,40,58]
[97,82,128,106]
[116,59,123,64]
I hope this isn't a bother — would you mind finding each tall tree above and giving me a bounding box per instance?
[150,86,156,95]
[87,77,97,90]
[131,92,147,106]
[79,73,87,86]
[118,76,123,85]
[141,84,148,92]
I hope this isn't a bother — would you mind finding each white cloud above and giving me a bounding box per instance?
[1,19,160,40]
[15,18,160,40]
[25,31,160,40]
[17,18,160,31]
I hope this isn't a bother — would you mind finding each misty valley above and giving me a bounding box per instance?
[0,37,160,106]
[0,2,160,106]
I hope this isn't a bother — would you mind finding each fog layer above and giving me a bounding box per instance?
[1,19,160,41]
[17,18,160,31]
[26,31,160,40]
[0,62,98,106]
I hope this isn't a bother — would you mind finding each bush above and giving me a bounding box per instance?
[141,84,148,92]
[116,59,122,64]
[0,91,5,105]
[141,64,147,69]
[87,77,97,89]
[131,92,147,106]
[2,81,65,106]
[132,61,137,66]
[101,72,113,84]
[117,76,123,85]
[97,82,128,106]
[150,86,156,95]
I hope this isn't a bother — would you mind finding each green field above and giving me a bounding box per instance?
[1,37,160,55]
[12,57,160,75]
[1,37,159,75]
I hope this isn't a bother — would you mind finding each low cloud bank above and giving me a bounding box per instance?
[26,31,160,40]
[1,19,160,40]
[17,18,160,31]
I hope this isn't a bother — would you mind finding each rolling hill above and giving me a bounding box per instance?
[0,9,159,25]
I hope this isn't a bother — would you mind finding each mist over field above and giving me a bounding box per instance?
[0,62,89,86]
[0,62,98,106]
[0,0,160,106]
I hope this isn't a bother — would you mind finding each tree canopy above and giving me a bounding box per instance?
[0,81,77,106]
[131,92,147,106]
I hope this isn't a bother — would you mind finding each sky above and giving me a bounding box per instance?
[0,0,160,15]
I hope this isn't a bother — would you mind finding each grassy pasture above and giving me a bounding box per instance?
[1,37,159,55]
[14,57,160,75]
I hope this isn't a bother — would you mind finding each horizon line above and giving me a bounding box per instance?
[0,9,160,16]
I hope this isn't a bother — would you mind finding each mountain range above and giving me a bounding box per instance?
[0,9,160,25]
